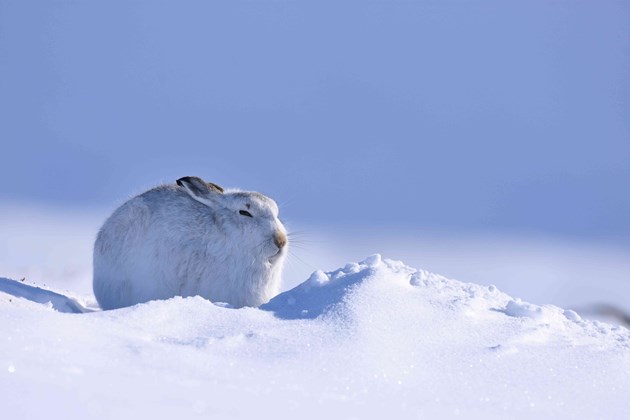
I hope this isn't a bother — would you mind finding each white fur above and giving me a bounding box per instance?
[93,177,288,310]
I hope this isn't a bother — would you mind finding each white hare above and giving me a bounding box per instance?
[93,176,288,310]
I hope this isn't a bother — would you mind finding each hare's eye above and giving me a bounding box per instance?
[239,210,253,218]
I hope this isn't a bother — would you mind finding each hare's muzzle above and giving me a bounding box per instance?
[273,231,287,250]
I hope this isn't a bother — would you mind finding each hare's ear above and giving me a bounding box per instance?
[176,176,224,206]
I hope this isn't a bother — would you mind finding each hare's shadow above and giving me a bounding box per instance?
[0,277,92,314]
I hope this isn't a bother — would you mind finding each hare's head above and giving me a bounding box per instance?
[176,176,288,266]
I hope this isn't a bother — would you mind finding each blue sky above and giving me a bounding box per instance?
[1,1,628,243]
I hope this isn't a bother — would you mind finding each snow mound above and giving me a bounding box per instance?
[1,255,629,419]
[264,255,629,351]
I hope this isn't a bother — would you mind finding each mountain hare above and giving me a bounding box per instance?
[93,176,288,310]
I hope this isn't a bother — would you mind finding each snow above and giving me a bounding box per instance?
[0,277,89,314]
[2,255,630,419]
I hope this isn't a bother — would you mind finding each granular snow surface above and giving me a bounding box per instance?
[1,255,629,419]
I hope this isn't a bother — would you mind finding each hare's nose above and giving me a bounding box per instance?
[273,232,287,249]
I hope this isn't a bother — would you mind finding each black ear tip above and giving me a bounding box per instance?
[176,176,194,187]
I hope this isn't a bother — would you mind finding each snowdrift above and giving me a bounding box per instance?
[1,255,629,419]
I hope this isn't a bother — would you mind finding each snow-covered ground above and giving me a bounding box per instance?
[1,204,630,418]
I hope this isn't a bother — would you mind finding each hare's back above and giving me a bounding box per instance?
[138,185,217,229]
[99,185,206,246]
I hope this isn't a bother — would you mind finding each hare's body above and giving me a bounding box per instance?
[93,177,287,310]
